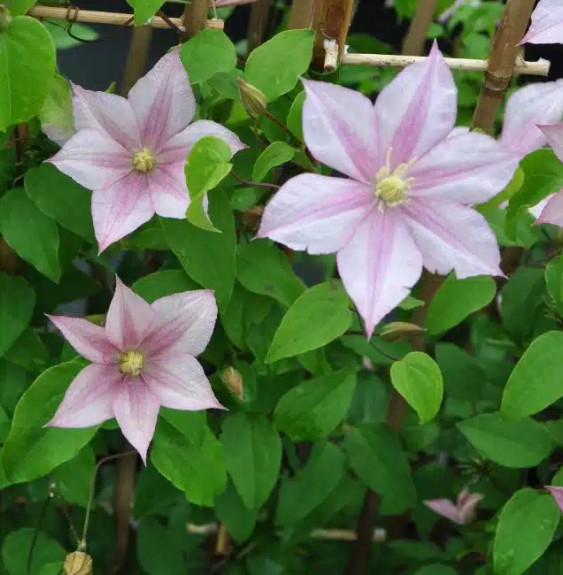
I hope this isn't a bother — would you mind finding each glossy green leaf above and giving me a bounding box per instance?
[0,188,60,281]
[458,413,552,468]
[53,446,95,507]
[414,566,457,575]
[133,269,199,303]
[266,281,352,363]
[252,142,295,181]
[181,29,237,84]
[2,361,98,483]
[129,0,165,26]
[426,274,496,334]
[39,72,74,145]
[287,90,305,140]
[6,0,36,16]
[215,481,258,543]
[1,529,65,575]
[502,332,563,418]
[137,516,186,575]
[390,352,443,423]
[0,15,55,130]
[245,29,314,101]
[237,240,304,306]
[494,488,560,575]
[221,413,281,509]
[0,273,35,358]
[545,255,563,317]
[273,369,356,441]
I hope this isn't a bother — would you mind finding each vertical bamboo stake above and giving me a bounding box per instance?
[247,0,270,53]
[402,0,438,56]
[122,27,153,94]
[472,0,535,133]
[183,0,209,37]
[288,0,315,29]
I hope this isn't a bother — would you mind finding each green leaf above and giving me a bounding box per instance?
[129,0,165,26]
[5,328,49,373]
[345,424,417,514]
[181,29,237,84]
[6,0,36,17]
[458,413,553,468]
[39,73,74,145]
[2,361,98,483]
[266,281,352,363]
[435,343,486,401]
[545,255,563,317]
[0,188,60,281]
[390,352,443,423]
[287,91,305,141]
[501,332,563,419]
[0,273,35,358]
[137,517,186,575]
[133,269,199,303]
[237,240,305,306]
[1,529,65,575]
[426,274,496,334]
[53,446,95,507]
[494,488,560,575]
[276,442,345,526]
[215,481,258,543]
[25,164,94,240]
[414,566,457,575]
[0,16,55,130]
[185,136,233,231]
[252,142,295,181]
[161,191,236,309]
[221,413,281,509]
[151,417,226,507]
[245,29,314,101]
[273,369,356,441]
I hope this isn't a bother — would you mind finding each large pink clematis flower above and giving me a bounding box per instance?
[534,123,563,226]
[520,0,563,45]
[258,44,519,337]
[424,489,484,525]
[49,51,244,252]
[47,277,223,462]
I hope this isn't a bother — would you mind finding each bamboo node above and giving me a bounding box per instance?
[66,4,79,23]
[324,38,339,73]
[205,18,225,30]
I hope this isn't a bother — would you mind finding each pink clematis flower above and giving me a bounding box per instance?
[424,489,484,525]
[49,51,244,252]
[258,44,519,337]
[47,277,223,462]
[546,486,563,512]
[520,0,563,45]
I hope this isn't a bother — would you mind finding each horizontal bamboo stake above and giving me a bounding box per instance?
[341,52,551,77]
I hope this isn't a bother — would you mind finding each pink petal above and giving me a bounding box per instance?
[158,119,245,165]
[142,353,223,411]
[530,195,552,219]
[546,486,563,512]
[424,499,463,525]
[501,80,563,156]
[301,79,377,182]
[72,84,141,151]
[258,174,373,254]
[50,129,133,191]
[91,172,154,252]
[105,277,155,351]
[336,209,423,338]
[47,315,118,364]
[540,123,563,163]
[520,0,563,45]
[48,363,121,428]
[374,43,456,167]
[409,131,520,205]
[457,489,484,524]
[128,51,196,151]
[536,190,563,226]
[401,198,502,278]
[142,290,218,358]
[113,378,160,463]
[147,164,189,218]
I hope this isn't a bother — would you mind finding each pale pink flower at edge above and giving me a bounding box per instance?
[424,489,484,525]
[534,124,563,226]
[48,51,244,252]
[546,486,563,513]
[258,44,520,337]
[47,278,223,462]
[519,0,563,45]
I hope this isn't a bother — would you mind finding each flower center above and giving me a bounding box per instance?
[132,148,156,173]
[119,350,144,377]
[374,149,415,209]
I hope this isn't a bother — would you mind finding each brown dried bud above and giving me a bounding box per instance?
[379,321,425,342]
[242,205,264,231]
[221,367,243,399]
[64,552,93,575]
[237,78,268,118]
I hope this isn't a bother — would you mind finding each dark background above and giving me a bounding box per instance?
[58,0,562,90]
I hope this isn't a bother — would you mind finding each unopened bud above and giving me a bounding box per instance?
[222,367,243,399]
[379,321,425,342]
[64,552,93,575]
[237,78,268,118]
[0,6,12,32]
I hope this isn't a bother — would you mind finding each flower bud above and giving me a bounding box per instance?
[379,321,425,342]
[237,78,268,118]
[64,552,93,575]
[0,6,12,33]
[221,366,243,399]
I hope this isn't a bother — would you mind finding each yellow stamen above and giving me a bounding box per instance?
[374,148,415,209]
[120,350,144,377]
[132,148,156,173]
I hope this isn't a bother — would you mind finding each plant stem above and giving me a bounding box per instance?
[231,171,280,190]
[247,0,270,53]
[402,0,438,56]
